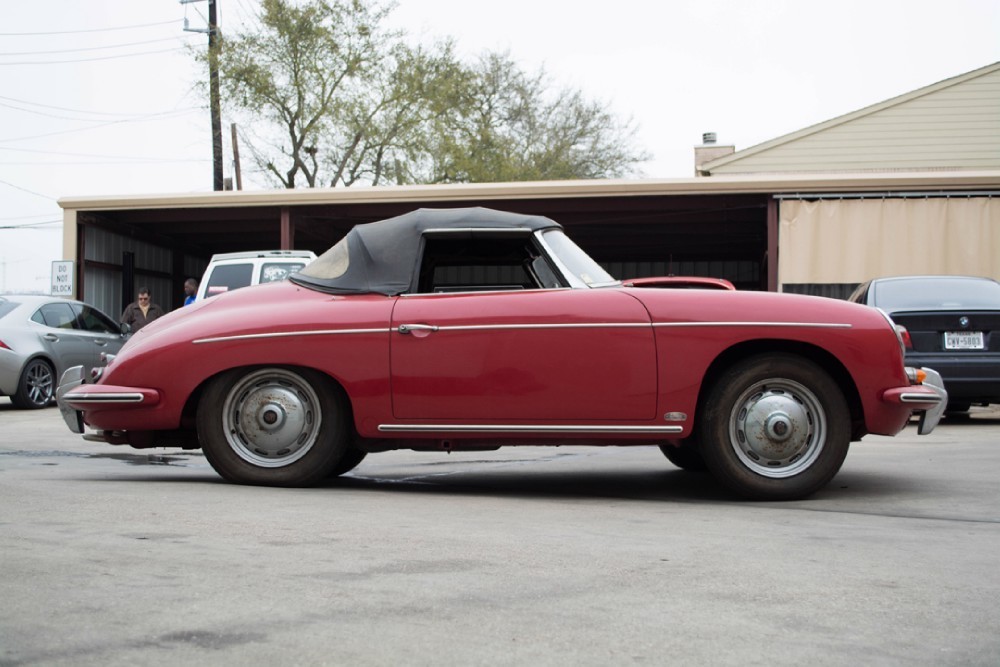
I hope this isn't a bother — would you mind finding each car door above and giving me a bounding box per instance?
[31,302,93,375]
[390,288,657,422]
[71,303,125,362]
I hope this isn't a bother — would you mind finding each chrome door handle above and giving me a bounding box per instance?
[43,334,58,341]
[397,324,439,335]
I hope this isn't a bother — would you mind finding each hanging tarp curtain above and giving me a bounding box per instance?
[778,197,1000,286]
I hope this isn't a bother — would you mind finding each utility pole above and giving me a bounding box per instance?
[182,0,224,191]
[231,123,243,190]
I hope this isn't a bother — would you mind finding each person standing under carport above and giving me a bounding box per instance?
[182,277,199,306]
[121,287,164,333]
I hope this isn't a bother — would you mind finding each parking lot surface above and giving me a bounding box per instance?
[2,398,999,666]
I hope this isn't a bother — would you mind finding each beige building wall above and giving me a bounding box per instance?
[778,197,1000,286]
[704,62,1000,174]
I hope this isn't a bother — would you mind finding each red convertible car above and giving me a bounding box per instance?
[57,208,947,500]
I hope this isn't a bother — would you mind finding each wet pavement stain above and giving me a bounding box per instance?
[155,630,266,650]
[0,450,202,467]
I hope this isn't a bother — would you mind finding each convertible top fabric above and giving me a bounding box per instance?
[292,207,562,296]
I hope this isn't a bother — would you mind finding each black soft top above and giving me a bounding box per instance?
[292,207,562,296]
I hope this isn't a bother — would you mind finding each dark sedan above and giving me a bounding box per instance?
[849,275,1000,412]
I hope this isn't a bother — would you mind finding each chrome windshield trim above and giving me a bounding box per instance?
[653,322,853,329]
[534,230,588,289]
[66,393,145,404]
[423,228,535,234]
[193,328,391,344]
[379,424,684,434]
[399,288,573,298]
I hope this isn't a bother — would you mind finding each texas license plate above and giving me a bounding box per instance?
[944,331,984,350]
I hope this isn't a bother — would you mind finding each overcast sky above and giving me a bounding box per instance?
[1,0,998,294]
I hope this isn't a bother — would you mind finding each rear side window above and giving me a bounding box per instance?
[205,263,254,298]
[259,262,307,284]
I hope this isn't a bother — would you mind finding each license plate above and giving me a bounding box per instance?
[944,331,984,350]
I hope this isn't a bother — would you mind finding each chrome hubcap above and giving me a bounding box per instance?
[729,378,826,478]
[221,369,321,468]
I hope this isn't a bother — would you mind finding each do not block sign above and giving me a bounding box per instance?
[51,261,74,297]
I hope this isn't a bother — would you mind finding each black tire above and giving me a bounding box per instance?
[658,442,707,472]
[197,367,349,486]
[329,448,367,477]
[11,358,55,409]
[945,402,971,415]
[698,354,851,500]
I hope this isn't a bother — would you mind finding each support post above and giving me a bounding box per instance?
[280,207,294,250]
[766,197,779,292]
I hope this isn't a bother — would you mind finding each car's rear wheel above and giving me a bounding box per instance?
[698,354,850,500]
[197,367,348,486]
[658,442,707,472]
[12,358,55,409]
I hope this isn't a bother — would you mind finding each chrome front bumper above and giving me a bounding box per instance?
[56,365,86,434]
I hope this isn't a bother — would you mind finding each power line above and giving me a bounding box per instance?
[0,158,207,166]
[0,178,53,200]
[0,99,201,123]
[0,94,189,118]
[0,213,53,221]
[0,220,61,229]
[0,100,130,123]
[0,145,206,161]
[0,108,199,143]
[0,19,179,37]
[0,36,187,57]
[0,46,189,67]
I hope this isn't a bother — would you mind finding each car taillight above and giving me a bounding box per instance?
[896,324,913,350]
[0,339,10,351]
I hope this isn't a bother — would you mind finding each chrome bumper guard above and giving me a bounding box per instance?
[912,367,948,436]
[56,365,86,434]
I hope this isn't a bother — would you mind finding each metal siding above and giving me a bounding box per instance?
[711,65,1000,174]
[82,226,175,312]
[83,265,122,319]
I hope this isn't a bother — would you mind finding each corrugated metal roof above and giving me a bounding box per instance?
[58,170,1000,212]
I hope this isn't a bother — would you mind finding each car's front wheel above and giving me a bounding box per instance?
[698,354,850,500]
[12,358,55,409]
[197,367,348,486]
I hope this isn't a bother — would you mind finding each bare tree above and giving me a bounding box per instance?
[204,1,647,188]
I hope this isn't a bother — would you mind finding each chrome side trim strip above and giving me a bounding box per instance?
[193,328,391,344]
[378,424,684,434]
[653,322,852,329]
[193,322,851,343]
[66,393,145,404]
[435,322,650,332]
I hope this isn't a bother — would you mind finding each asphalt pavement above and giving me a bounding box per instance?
[2,397,999,666]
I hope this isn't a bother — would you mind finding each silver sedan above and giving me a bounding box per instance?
[0,295,127,409]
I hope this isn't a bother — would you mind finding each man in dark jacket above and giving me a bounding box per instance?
[121,287,165,333]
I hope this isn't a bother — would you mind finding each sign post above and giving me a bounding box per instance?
[51,261,74,297]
